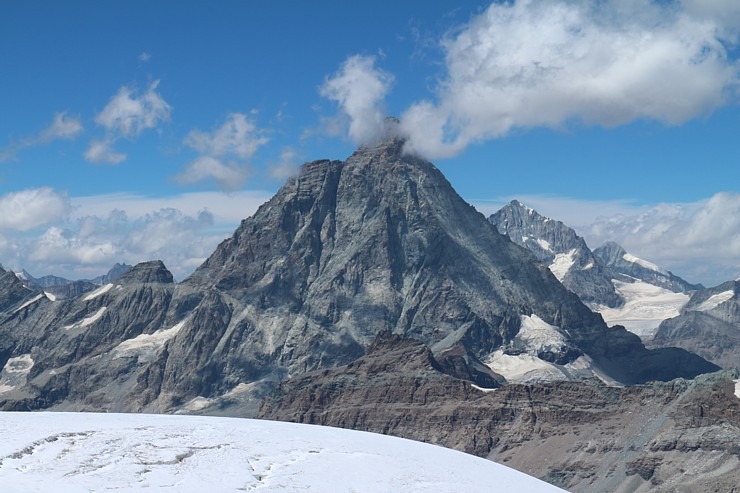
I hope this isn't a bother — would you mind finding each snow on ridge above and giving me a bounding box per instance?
[12,293,44,313]
[14,271,27,281]
[64,307,107,330]
[695,290,735,312]
[83,283,114,301]
[0,412,565,492]
[549,249,576,281]
[623,252,665,274]
[115,320,186,353]
[44,291,57,301]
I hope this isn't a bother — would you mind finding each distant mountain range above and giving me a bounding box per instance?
[0,136,736,491]
[12,263,132,300]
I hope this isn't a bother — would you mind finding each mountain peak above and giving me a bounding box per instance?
[117,260,174,284]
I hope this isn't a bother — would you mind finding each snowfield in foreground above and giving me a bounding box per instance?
[0,412,563,492]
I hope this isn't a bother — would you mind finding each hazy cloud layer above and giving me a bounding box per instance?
[0,112,83,162]
[387,0,738,158]
[85,81,171,164]
[0,190,271,281]
[320,55,394,144]
[178,113,268,189]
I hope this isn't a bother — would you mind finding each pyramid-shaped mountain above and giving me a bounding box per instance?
[0,137,718,414]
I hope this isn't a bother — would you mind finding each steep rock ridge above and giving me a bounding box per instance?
[134,136,716,413]
[652,280,740,369]
[593,241,703,293]
[0,261,175,411]
[259,341,740,493]
[489,200,620,308]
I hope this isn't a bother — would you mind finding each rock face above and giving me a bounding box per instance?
[259,335,740,493]
[489,200,620,308]
[594,241,703,293]
[652,280,740,369]
[0,138,718,415]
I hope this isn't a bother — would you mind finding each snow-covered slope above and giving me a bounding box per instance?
[598,279,690,339]
[0,412,564,492]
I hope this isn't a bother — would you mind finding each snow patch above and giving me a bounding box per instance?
[623,253,665,274]
[64,307,107,330]
[485,350,567,383]
[0,412,565,492]
[597,280,689,339]
[471,384,497,393]
[115,320,186,353]
[695,290,735,312]
[536,238,552,252]
[548,249,576,281]
[44,291,56,301]
[0,354,34,394]
[735,379,740,399]
[582,261,594,271]
[83,283,114,301]
[12,293,44,313]
[14,271,27,281]
[518,314,568,353]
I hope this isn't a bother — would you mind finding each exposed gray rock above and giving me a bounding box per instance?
[652,280,739,369]
[490,200,621,308]
[594,241,703,293]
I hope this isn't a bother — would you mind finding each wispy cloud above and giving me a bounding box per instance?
[0,112,83,162]
[138,52,151,62]
[319,55,394,145]
[398,0,739,158]
[267,147,301,181]
[177,112,268,189]
[85,80,171,164]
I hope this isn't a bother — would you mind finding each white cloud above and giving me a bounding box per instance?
[400,0,739,158]
[178,113,268,189]
[0,112,83,162]
[185,112,267,159]
[0,188,71,232]
[84,138,126,164]
[320,55,394,144]
[94,80,171,137]
[85,80,171,164]
[139,52,151,62]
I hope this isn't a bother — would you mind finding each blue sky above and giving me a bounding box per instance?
[1,0,739,285]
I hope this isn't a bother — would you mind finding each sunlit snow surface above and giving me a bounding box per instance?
[0,413,564,492]
[695,290,734,312]
[597,279,689,339]
[548,249,576,281]
[12,293,44,313]
[83,283,114,301]
[622,253,665,274]
[735,380,740,399]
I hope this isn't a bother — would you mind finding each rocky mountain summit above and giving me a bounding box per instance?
[490,200,620,308]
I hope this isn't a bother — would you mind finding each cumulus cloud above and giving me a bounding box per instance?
[320,55,394,144]
[0,112,83,162]
[0,188,72,231]
[178,113,268,189]
[85,80,171,164]
[399,0,739,158]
